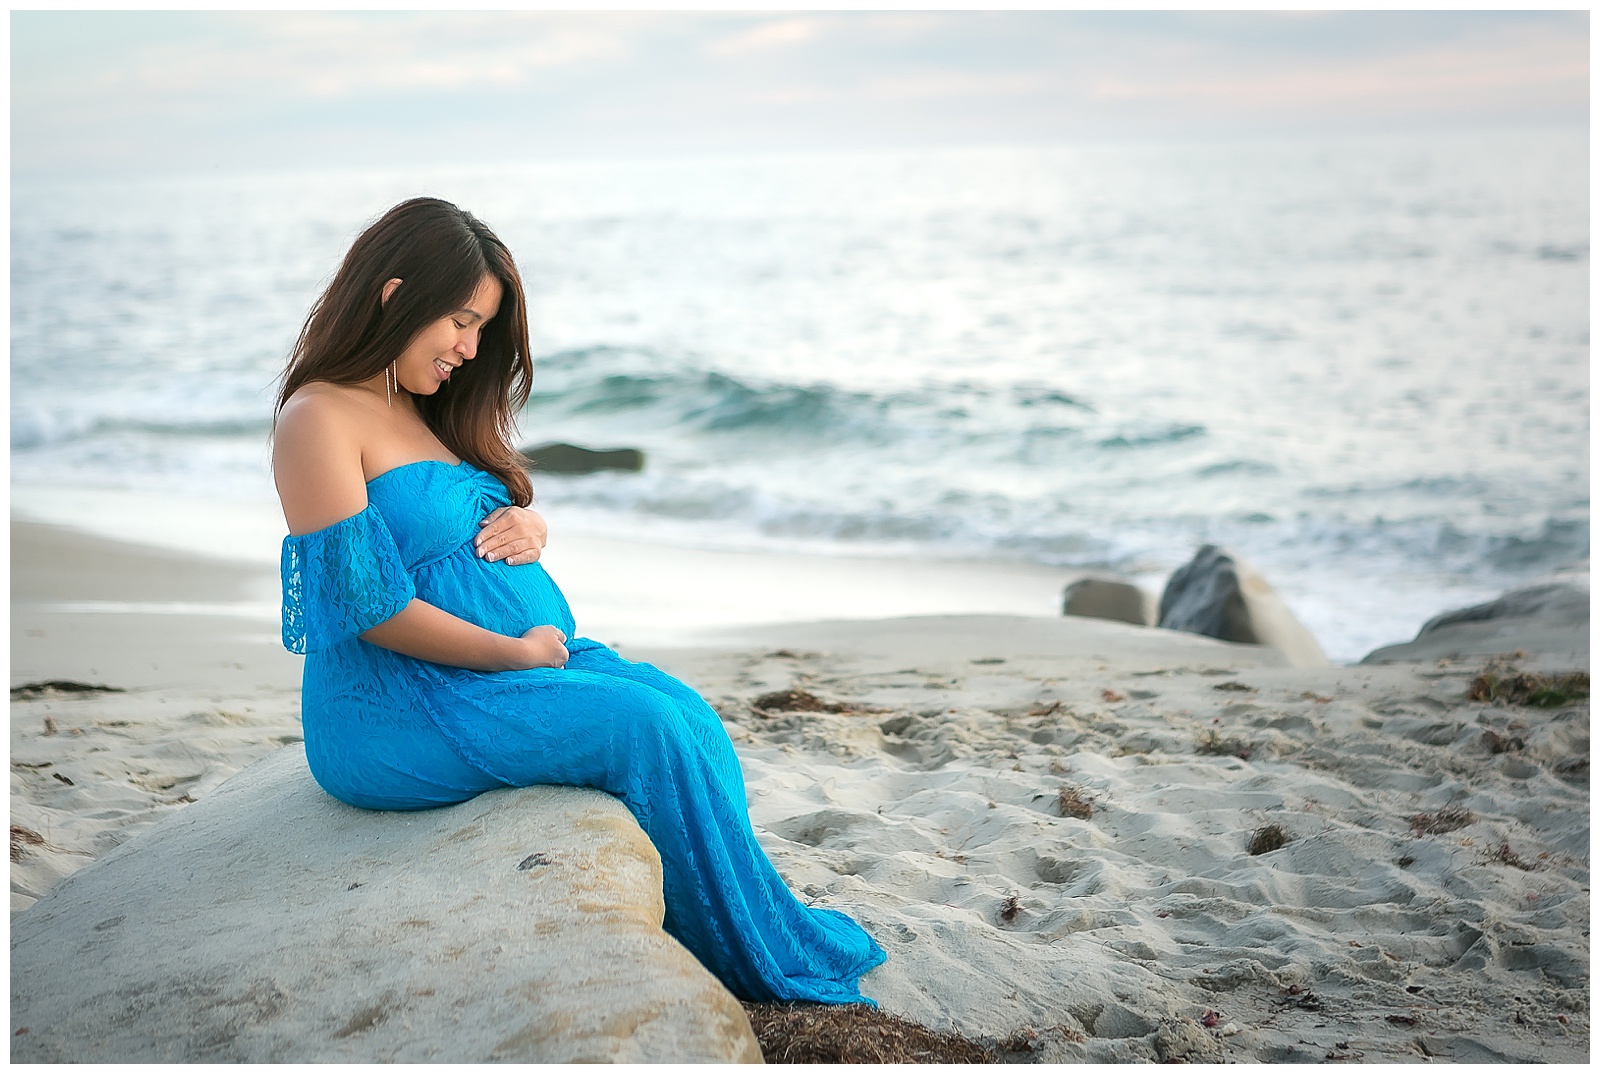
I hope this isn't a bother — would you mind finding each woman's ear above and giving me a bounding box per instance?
[381,278,403,307]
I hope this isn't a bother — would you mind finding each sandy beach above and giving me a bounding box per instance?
[10,521,302,912]
[11,516,1589,1062]
[11,14,1588,1061]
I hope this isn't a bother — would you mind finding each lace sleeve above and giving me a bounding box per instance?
[280,505,416,654]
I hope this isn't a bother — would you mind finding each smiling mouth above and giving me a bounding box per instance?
[434,358,456,379]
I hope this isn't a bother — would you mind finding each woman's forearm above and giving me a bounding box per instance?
[360,598,534,671]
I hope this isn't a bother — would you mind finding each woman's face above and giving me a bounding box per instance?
[392,274,503,396]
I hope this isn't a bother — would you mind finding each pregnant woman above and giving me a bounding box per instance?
[273,197,884,1005]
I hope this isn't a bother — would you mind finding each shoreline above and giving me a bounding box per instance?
[11,486,1082,649]
[15,479,1518,664]
[10,516,1589,1061]
[27,476,1587,666]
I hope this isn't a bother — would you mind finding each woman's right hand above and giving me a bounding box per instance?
[517,625,569,669]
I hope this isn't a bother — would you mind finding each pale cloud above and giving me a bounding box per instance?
[704,17,820,60]
[1087,20,1588,111]
[23,11,641,103]
[743,85,839,108]
[289,26,632,97]
[861,71,1061,104]
[10,10,1587,177]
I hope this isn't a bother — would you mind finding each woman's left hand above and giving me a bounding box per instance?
[475,506,548,565]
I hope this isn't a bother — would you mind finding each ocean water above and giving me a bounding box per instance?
[11,130,1590,661]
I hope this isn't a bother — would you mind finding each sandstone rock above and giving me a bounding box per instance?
[521,442,645,474]
[1361,581,1590,667]
[10,746,762,1064]
[1062,577,1156,627]
[1158,545,1329,668]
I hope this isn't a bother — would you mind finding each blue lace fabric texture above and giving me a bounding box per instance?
[280,459,885,1004]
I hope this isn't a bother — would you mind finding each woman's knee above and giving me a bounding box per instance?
[577,650,709,710]
[607,685,691,753]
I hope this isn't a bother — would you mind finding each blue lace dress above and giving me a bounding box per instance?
[280,459,884,1005]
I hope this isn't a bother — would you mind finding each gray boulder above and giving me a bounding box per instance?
[1158,545,1330,668]
[521,442,645,474]
[11,746,762,1064]
[1062,577,1156,626]
[1361,581,1590,667]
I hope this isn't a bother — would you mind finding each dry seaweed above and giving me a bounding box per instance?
[1056,785,1095,820]
[749,689,886,716]
[739,1001,993,1063]
[1196,729,1253,760]
[1274,984,1324,1011]
[1248,824,1291,855]
[10,825,45,863]
[1467,668,1588,708]
[1482,729,1526,754]
[11,680,125,701]
[1553,755,1589,781]
[1409,804,1476,835]
[1495,842,1535,871]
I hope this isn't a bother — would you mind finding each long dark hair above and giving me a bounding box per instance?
[277,197,533,506]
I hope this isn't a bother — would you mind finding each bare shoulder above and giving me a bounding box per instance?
[275,382,387,463]
[274,383,371,534]
[276,381,369,436]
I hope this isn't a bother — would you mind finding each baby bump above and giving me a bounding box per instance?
[412,545,576,639]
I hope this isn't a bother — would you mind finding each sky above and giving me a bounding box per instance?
[10,9,1591,178]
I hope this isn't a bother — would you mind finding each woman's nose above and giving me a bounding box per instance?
[456,333,478,360]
